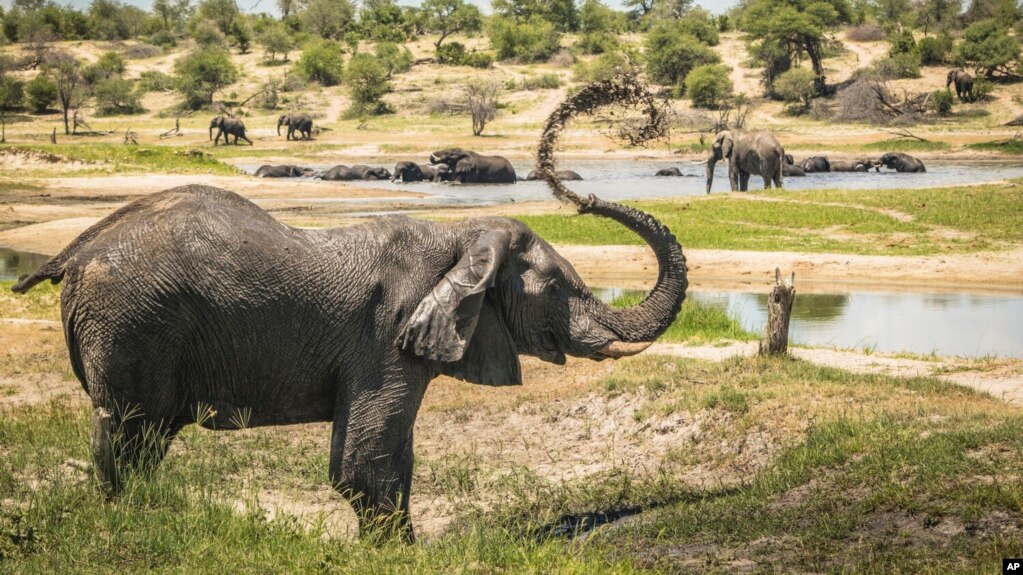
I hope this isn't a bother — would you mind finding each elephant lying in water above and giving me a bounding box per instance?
[829,159,879,172]
[782,155,805,177]
[799,156,830,172]
[878,152,926,172]
[391,161,450,182]
[12,183,686,542]
[255,165,316,178]
[655,167,684,176]
[430,148,517,183]
[525,169,582,181]
[321,165,392,180]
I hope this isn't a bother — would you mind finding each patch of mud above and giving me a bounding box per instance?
[0,149,102,172]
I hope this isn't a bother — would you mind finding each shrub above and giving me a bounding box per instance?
[677,11,719,46]
[436,41,466,65]
[973,76,995,100]
[520,73,562,90]
[464,51,495,68]
[297,38,345,86]
[487,16,561,63]
[465,78,498,135]
[94,77,143,114]
[644,22,720,88]
[930,88,953,115]
[549,49,575,67]
[345,52,390,115]
[173,46,238,109]
[846,24,886,41]
[258,24,293,62]
[138,70,174,92]
[191,19,227,48]
[774,66,816,109]
[24,74,57,113]
[888,28,916,56]
[148,30,177,48]
[685,64,733,108]
[375,42,413,77]
[573,52,636,83]
[918,35,952,65]
[0,76,25,110]
[576,31,619,55]
[873,52,921,79]
[83,51,126,85]
[955,19,1021,78]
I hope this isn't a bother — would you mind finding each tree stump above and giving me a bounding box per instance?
[759,268,796,356]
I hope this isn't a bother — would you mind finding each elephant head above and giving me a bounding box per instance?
[706,130,733,194]
[277,114,289,136]
[429,148,470,168]
[209,116,224,140]
[946,70,959,88]
[366,167,391,180]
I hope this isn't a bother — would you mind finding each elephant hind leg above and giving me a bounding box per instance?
[92,403,182,494]
[739,172,750,192]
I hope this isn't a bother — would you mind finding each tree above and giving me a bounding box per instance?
[964,0,1020,24]
[94,77,143,114]
[173,46,237,109]
[774,66,816,109]
[465,79,498,135]
[153,0,191,31]
[230,19,252,53]
[258,23,293,61]
[644,21,720,88]
[487,16,562,62]
[491,0,578,31]
[685,64,733,107]
[277,0,296,18]
[192,19,228,47]
[955,18,1020,77]
[872,0,913,29]
[421,0,482,50]
[739,0,851,95]
[375,42,413,77]
[297,38,345,85]
[623,0,654,20]
[651,0,695,20]
[46,51,86,135]
[24,74,56,113]
[916,0,961,33]
[300,0,357,40]
[195,0,238,34]
[345,52,390,115]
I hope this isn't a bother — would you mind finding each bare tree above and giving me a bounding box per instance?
[465,79,499,136]
[46,52,87,135]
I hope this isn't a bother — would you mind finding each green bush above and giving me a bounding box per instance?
[296,38,345,86]
[374,42,413,77]
[888,28,916,55]
[464,51,495,68]
[774,66,816,108]
[173,46,238,109]
[572,52,636,83]
[873,51,921,79]
[191,19,227,48]
[436,41,467,65]
[258,23,293,62]
[644,22,720,88]
[138,70,174,92]
[94,77,143,115]
[149,29,177,48]
[520,73,561,90]
[83,51,126,85]
[930,88,954,115]
[918,35,952,65]
[685,64,733,108]
[973,76,995,100]
[24,74,57,113]
[955,19,1021,78]
[345,52,391,115]
[677,11,720,46]
[487,16,562,63]
[576,31,619,55]
[0,76,25,110]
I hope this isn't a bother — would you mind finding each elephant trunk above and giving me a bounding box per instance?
[429,153,440,164]
[277,117,284,136]
[705,153,717,194]
[209,124,214,140]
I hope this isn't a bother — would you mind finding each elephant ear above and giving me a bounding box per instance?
[720,133,734,159]
[399,228,521,386]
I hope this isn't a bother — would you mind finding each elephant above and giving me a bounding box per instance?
[209,116,252,146]
[278,113,314,141]
[799,156,830,173]
[705,129,784,193]
[391,161,450,183]
[321,165,392,181]
[525,169,582,181]
[782,163,806,177]
[254,164,316,178]
[878,152,926,173]
[829,159,877,172]
[947,69,974,102]
[429,148,517,184]
[655,167,684,176]
[11,182,687,542]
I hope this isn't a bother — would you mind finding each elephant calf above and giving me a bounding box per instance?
[321,165,392,181]
[525,169,583,181]
[255,164,316,178]
[655,167,684,177]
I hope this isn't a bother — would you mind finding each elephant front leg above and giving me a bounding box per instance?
[728,167,739,191]
[739,172,750,191]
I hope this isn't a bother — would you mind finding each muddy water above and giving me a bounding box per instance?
[593,287,1023,358]
[237,160,1023,207]
[0,248,50,283]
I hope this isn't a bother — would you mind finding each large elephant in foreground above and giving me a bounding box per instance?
[947,69,974,102]
[705,129,784,193]
[429,148,517,183]
[12,183,685,541]
[209,116,252,145]
[254,164,316,178]
[278,113,313,141]
[878,152,926,172]
[321,165,392,180]
[391,161,450,183]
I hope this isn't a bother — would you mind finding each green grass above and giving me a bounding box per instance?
[967,139,1023,154]
[861,138,951,152]
[514,183,1023,255]
[610,292,756,344]
[0,280,61,321]
[0,144,241,176]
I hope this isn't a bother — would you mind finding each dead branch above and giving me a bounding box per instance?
[881,128,929,142]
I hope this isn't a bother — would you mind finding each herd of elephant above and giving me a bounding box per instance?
[209,113,314,145]
[254,148,579,183]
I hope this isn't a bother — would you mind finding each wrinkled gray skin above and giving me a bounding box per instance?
[799,156,830,172]
[209,116,252,146]
[278,113,314,141]
[782,163,805,177]
[321,165,392,181]
[391,161,450,183]
[705,130,784,193]
[947,69,974,102]
[12,184,686,542]
[430,148,517,183]
[829,159,878,172]
[655,167,684,176]
[254,164,316,178]
[878,152,926,173]
[525,169,582,181]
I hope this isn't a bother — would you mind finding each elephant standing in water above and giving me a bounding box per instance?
[705,129,784,192]
[209,116,252,145]
[947,69,974,102]
[12,77,687,543]
[278,113,314,140]
[429,148,517,183]
[878,152,926,172]
[391,161,450,182]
